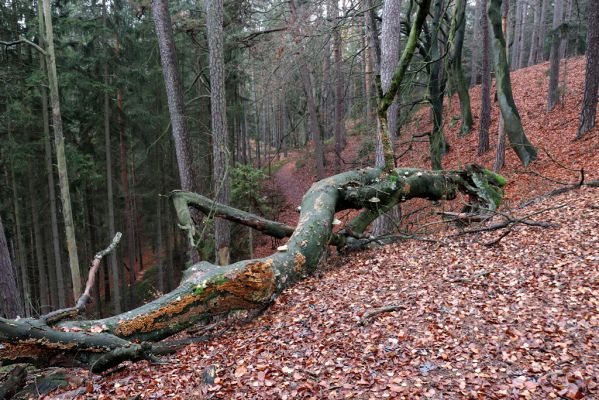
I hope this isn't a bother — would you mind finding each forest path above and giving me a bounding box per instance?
[273,158,305,209]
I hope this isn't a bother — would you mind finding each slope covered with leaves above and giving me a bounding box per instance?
[33,58,599,399]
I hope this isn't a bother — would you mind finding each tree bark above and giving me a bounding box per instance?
[42,0,82,304]
[527,0,542,66]
[29,174,49,314]
[427,0,450,170]
[103,0,121,315]
[536,0,550,63]
[332,0,345,172]
[205,0,231,266]
[547,0,564,110]
[494,0,509,172]
[449,0,474,135]
[37,0,63,308]
[488,0,538,167]
[470,0,483,86]
[373,0,403,235]
[576,1,599,139]
[0,164,505,372]
[0,217,23,318]
[479,0,491,155]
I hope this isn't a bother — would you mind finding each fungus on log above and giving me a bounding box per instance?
[0,165,504,372]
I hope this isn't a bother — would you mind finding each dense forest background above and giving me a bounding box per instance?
[0,0,596,320]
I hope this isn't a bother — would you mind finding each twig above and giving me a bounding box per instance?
[42,233,122,325]
[452,204,564,237]
[360,305,406,326]
[483,228,513,247]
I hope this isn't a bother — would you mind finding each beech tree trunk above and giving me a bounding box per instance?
[0,164,505,372]
[449,0,474,135]
[488,0,538,167]
[536,0,550,63]
[470,0,483,86]
[547,0,564,110]
[479,0,491,155]
[576,1,599,139]
[427,0,450,170]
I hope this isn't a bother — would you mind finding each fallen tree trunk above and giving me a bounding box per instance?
[0,165,504,372]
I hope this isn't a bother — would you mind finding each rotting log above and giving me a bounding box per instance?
[0,165,505,372]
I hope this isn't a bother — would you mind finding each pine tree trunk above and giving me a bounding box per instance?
[576,1,599,139]
[10,144,30,316]
[547,0,564,110]
[103,0,121,315]
[29,175,49,313]
[42,0,82,304]
[372,0,403,236]
[0,217,23,318]
[205,0,231,266]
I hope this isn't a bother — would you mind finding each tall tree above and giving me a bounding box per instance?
[448,0,473,135]
[372,0,402,236]
[103,0,121,315]
[470,0,483,86]
[427,0,450,170]
[152,0,201,263]
[479,0,491,154]
[41,0,82,303]
[0,216,23,318]
[205,0,231,265]
[527,0,542,66]
[488,0,538,167]
[576,1,599,139]
[37,0,63,310]
[536,0,550,63]
[547,0,564,110]
[332,0,345,172]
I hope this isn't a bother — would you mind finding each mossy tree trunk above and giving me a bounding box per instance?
[488,0,538,167]
[0,164,504,372]
[448,0,474,136]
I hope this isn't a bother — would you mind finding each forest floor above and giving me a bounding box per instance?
[41,57,599,399]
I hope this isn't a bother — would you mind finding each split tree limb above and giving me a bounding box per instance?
[41,233,122,325]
